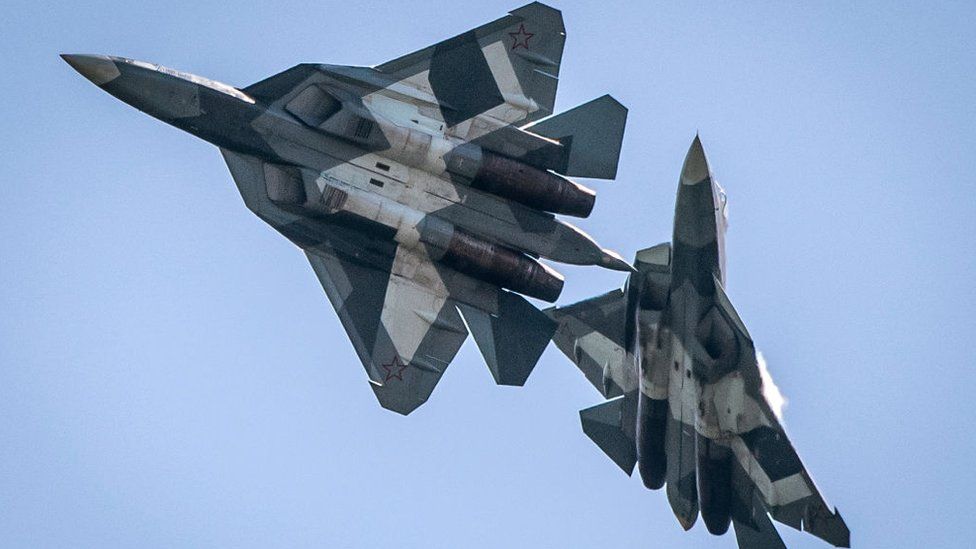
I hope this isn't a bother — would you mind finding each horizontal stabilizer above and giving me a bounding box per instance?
[545,289,633,398]
[524,95,628,179]
[458,290,555,386]
[732,513,787,549]
[730,460,788,549]
[579,394,638,474]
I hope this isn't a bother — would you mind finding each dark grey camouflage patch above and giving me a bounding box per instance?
[523,95,628,179]
[459,290,554,386]
[740,426,804,483]
[579,393,637,474]
[305,246,394,372]
[429,31,504,127]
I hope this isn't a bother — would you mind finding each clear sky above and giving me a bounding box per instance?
[1,1,973,547]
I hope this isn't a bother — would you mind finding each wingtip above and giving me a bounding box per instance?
[803,505,851,548]
[826,508,852,548]
[511,1,565,29]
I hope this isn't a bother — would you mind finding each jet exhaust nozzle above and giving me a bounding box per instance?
[469,151,596,218]
[437,228,565,302]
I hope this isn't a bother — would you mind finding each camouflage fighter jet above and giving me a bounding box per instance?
[63,2,631,415]
[547,137,850,548]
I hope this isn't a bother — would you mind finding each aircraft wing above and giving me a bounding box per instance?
[712,278,852,548]
[306,245,469,415]
[241,2,563,129]
[373,2,566,130]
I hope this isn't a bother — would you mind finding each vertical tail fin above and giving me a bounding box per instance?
[524,95,628,179]
[458,291,555,386]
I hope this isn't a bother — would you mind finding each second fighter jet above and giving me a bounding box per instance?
[547,138,850,548]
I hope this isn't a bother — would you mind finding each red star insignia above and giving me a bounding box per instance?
[509,23,534,50]
[381,356,408,382]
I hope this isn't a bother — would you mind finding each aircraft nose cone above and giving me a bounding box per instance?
[680,135,711,185]
[61,54,121,86]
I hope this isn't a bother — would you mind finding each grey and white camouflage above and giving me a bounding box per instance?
[547,137,851,548]
[63,2,631,415]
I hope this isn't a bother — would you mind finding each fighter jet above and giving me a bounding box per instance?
[63,2,630,415]
[547,138,850,548]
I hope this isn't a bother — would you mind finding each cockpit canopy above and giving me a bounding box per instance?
[714,180,729,222]
[123,58,255,104]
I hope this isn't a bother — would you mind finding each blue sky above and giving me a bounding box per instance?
[2,1,974,547]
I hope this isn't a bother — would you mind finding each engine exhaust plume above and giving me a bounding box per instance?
[756,351,787,421]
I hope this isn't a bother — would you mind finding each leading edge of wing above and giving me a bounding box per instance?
[713,277,851,547]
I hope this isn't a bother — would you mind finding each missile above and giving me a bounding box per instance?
[449,145,596,218]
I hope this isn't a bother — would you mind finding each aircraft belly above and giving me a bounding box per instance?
[312,157,602,267]
[638,315,671,400]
